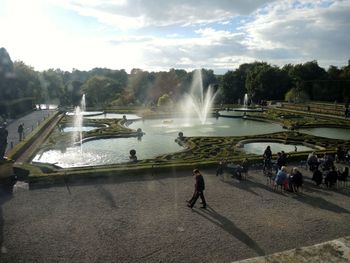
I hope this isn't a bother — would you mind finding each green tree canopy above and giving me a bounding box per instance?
[246,63,290,102]
[81,76,123,107]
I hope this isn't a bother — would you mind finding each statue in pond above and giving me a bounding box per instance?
[175,132,185,145]
[121,115,128,125]
[215,110,220,118]
[0,123,9,160]
[136,128,144,141]
[129,149,137,162]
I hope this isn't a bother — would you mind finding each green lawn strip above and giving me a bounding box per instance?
[248,108,350,129]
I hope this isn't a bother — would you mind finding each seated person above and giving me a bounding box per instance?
[241,158,249,174]
[324,166,337,188]
[321,153,334,171]
[338,167,349,182]
[289,167,303,192]
[216,159,227,176]
[312,168,323,186]
[307,152,319,171]
[345,148,350,163]
[275,166,288,187]
[234,158,249,180]
[336,146,345,162]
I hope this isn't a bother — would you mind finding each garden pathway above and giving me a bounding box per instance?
[1,162,350,262]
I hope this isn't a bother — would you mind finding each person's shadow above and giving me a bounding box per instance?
[0,180,14,256]
[193,206,265,256]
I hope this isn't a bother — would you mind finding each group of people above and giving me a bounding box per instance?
[184,147,350,210]
[215,158,249,180]
[335,146,350,163]
[273,166,303,192]
[263,145,288,174]
[262,145,308,192]
[307,151,349,188]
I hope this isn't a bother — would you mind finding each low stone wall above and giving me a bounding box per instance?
[233,236,350,263]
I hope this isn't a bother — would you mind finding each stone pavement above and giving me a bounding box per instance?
[4,109,55,153]
[233,235,350,263]
[1,163,350,262]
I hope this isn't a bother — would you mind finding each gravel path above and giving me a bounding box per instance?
[1,164,350,263]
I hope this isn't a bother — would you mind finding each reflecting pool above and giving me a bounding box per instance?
[129,117,285,137]
[85,113,142,120]
[33,134,184,168]
[62,126,101,132]
[32,117,286,167]
[298,127,350,140]
[243,142,314,155]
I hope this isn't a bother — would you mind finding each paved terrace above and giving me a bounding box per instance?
[4,109,54,153]
[1,163,350,263]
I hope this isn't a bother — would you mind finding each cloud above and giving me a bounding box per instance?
[55,0,274,29]
[241,0,350,67]
[1,0,349,74]
[107,27,248,72]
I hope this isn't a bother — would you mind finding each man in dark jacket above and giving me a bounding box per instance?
[187,169,207,209]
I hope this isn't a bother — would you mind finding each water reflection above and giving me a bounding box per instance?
[243,142,314,155]
[298,127,350,140]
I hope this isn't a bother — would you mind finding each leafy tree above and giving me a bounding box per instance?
[246,63,290,102]
[39,69,65,105]
[81,76,123,107]
[221,70,245,104]
[327,65,341,80]
[13,61,41,101]
[0,47,15,100]
[157,93,173,109]
[285,88,309,103]
[65,80,83,106]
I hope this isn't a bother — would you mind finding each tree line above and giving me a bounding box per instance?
[0,47,349,117]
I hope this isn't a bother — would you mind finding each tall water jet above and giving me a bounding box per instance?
[81,94,86,113]
[182,69,217,125]
[243,93,249,108]
[72,94,86,152]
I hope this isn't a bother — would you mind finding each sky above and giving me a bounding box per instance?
[0,0,349,74]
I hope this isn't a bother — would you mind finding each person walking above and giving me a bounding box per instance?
[187,169,207,209]
[18,123,24,141]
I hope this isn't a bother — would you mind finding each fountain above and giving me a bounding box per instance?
[233,93,263,113]
[66,94,104,117]
[181,69,217,125]
[72,95,86,150]
[243,93,249,107]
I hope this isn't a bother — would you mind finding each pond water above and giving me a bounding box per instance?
[66,111,104,116]
[32,134,185,168]
[35,117,350,168]
[297,127,350,140]
[62,126,101,132]
[243,142,314,155]
[33,117,286,167]
[84,113,142,120]
[129,117,285,137]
